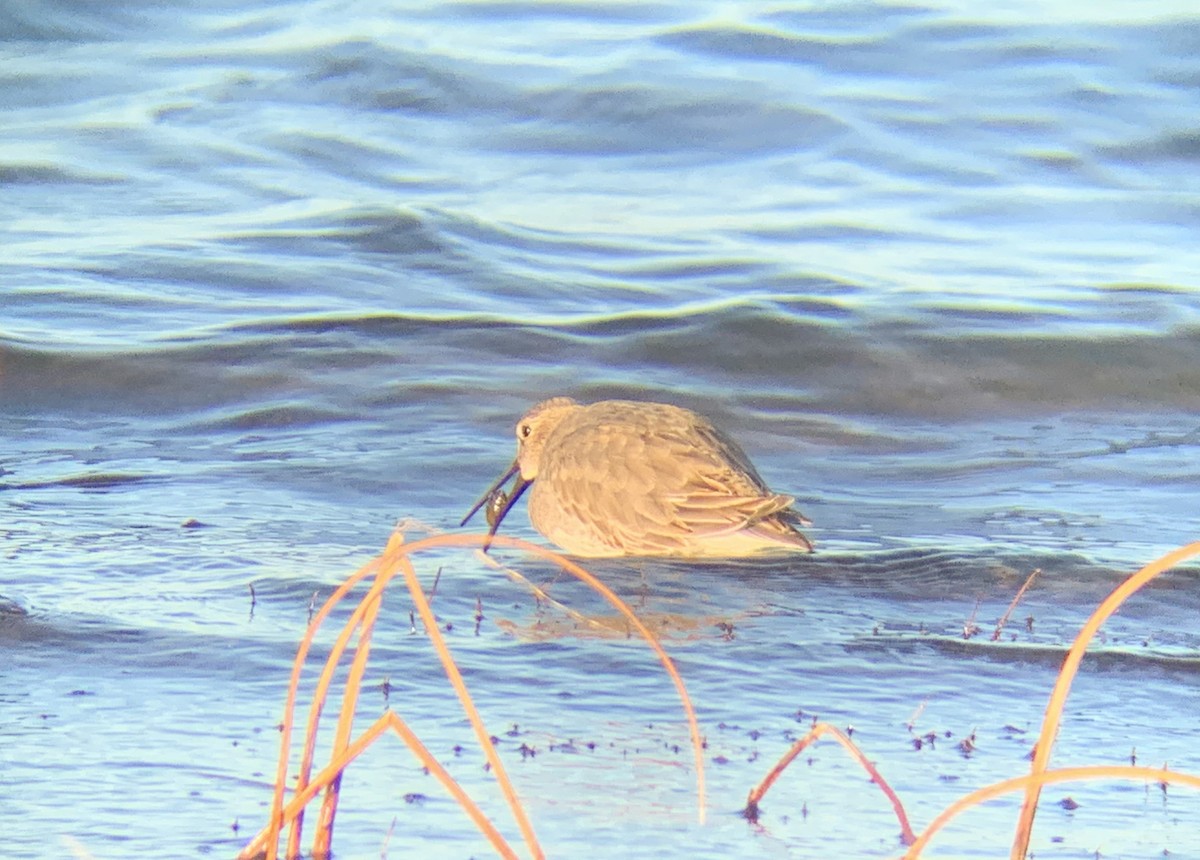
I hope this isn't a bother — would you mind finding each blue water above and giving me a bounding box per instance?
[3,2,1200,858]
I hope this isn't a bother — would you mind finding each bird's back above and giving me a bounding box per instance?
[527,400,811,557]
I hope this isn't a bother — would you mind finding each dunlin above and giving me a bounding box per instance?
[461,397,814,557]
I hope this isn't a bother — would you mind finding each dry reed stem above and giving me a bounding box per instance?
[239,535,1200,860]
[396,534,705,822]
[905,764,1200,859]
[469,534,708,823]
[288,551,404,857]
[313,587,385,853]
[273,554,390,859]
[745,722,916,846]
[1010,541,1200,859]
[242,546,399,860]
[478,551,611,634]
[252,710,520,860]
[991,568,1039,641]
[371,712,522,860]
[394,542,545,860]
[241,535,527,860]
[239,530,705,860]
[427,533,706,820]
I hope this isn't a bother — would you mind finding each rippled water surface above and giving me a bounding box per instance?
[4,1,1200,858]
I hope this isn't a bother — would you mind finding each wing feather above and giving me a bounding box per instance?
[528,400,812,556]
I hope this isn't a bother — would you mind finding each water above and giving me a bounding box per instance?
[3,1,1200,857]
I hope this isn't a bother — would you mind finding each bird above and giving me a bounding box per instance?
[461,397,814,558]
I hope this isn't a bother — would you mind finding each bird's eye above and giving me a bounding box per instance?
[520,423,532,439]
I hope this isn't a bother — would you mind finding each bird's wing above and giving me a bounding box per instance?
[536,418,693,553]
[539,409,808,553]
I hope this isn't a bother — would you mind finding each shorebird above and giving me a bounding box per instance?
[461,397,814,558]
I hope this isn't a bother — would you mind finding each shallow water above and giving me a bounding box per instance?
[3,1,1200,858]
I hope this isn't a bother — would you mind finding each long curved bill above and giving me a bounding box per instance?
[460,459,533,551]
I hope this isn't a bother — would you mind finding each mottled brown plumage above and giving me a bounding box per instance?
[462,397,813,558]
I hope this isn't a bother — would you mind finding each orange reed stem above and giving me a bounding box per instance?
[246,710,522,860]
[498,537,708,823]
[395,542,545,860]
[312,587,386,855]
[268,553,386,860]
[1010,541,1200,859]
[240,530,706,859]
[991,568,1039,641]
[746,722,915,845]
[395,532,707,824]
[908,765,1200,859]
[288,549,404,858]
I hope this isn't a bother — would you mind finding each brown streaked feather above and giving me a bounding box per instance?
[468,397,814,558]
